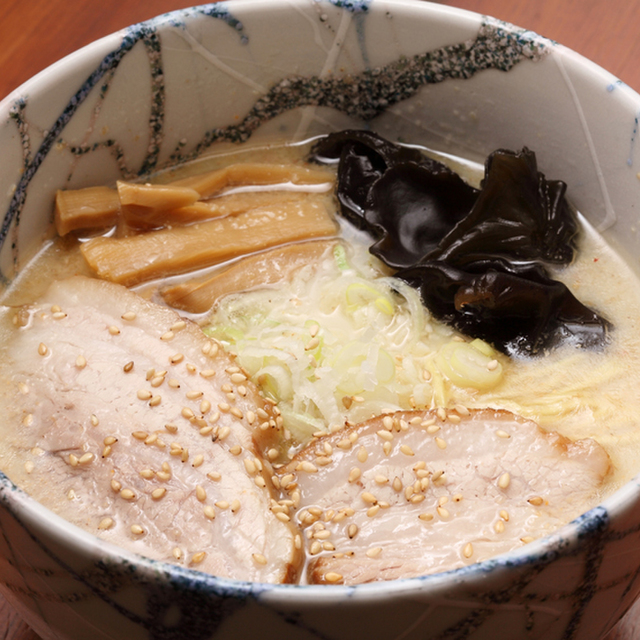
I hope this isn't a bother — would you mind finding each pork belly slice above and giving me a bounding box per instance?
[1,276,299,583]
[283,409,610,585]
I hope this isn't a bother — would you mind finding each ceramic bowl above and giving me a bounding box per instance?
[1,1,640,639]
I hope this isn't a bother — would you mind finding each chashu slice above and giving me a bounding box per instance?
[0,275,300,583]
[283,409,610,585]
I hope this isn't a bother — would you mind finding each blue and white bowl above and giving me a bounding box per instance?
[1,2,640,639]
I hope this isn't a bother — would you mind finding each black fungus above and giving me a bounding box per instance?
[311,130,610,356]
[311,129,479,268]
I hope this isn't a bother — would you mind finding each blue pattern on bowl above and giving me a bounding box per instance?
[0,2,639,639]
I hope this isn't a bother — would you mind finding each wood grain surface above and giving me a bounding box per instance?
[0,1,638,638]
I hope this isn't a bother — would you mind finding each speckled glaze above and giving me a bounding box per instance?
[1,1,640,639]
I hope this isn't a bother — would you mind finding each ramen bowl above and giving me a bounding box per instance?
[1,1,640,639]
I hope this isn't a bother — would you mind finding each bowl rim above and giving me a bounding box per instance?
[0,0,639,606]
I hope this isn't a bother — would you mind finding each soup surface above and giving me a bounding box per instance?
[0,138,638,584]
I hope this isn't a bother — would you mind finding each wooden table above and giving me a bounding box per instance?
[1,0,639,638]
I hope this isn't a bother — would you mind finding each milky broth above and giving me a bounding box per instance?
[0,139,640,548]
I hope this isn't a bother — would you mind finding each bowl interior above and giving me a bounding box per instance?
[1,1,640,639]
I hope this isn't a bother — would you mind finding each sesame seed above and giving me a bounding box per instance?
[75,355,87,369]
[171,320,187,332]
[275,512,290,523]
[382,441,392,456]
[498,472,511,490]
[68,454,78,467]
[178,409,194,423]
[78,453,94,465]
[521,536,535,544]
[204,505,216,520]
[137,389,152,401]
[147,395,161,407]
[487,359,499,371]
[377,429,394,441]
[110,480,122,492]
[230,499,241,513]
[191,552,206,565]
[494,520,505,533]
[38,343,48,356]
[172,547,183,561]
[454,404,470,416]
[362,492,377,504]
[120,489,136,501]
[324,572,343,584]
[367,505,380,517]
[150,375,164,388]
[419,513,434,522]
[436,407,447,421]
[496,430,511,439]
[297,461,318,473]
[24,461,34,473]
[207,471,222,481]
[463,543,474,558]
[121,311,137,321]
[528,496,544,506]
[230,372,247,384]
[22,414,33,427]
[392,477,403,492]
[447,414,461,424]
[348,467,361,483]
[152,487,167,500]
[435,437,447,450]
[132,431,148,441]
[98,517,114,530]
[229,445,242,456]
[400,444,415,456]
[252,553,267,565]
[215,500,229,510]
[366,547,383,558]
[200,369,216,379]
[499,509,510,521]
[161,331,174,341]
[230,407,244,419]
[437,506,450,519]
[375,475,389,485]
[140,469,155,479]
[169,353,184,365]
[186,364,197,374]
[108,325,120,336]
[244,458,257,475]
[305,337,320,351]
[409,494,425,504]
[145,434,158,446]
